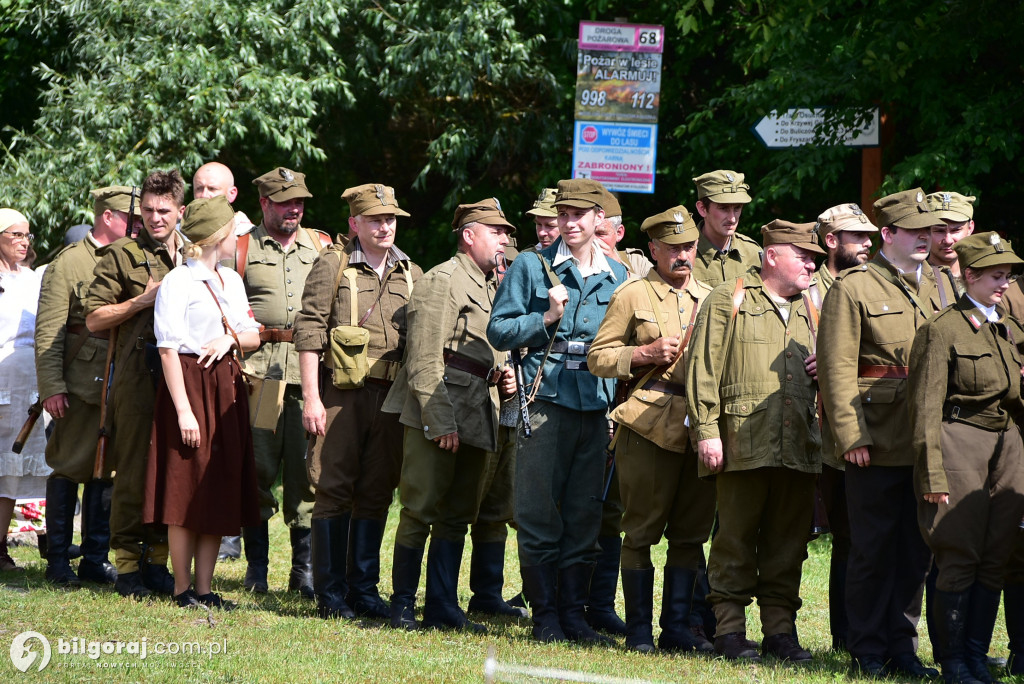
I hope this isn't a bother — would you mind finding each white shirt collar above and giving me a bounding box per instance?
[552,239,615,279]
[185,258,220,282]
[966,294,1000,322]
[878,249,923,281]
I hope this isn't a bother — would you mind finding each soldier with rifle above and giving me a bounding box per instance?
[588,205,715,653]
[35,186,140,587]
[84,170,187,598]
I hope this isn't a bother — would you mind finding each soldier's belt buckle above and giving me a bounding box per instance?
[567,341,586,355]
[951,406,960,420]
[566,360,583,370]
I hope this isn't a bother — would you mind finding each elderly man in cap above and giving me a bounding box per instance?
[230,167,332,597]
[488,178,628,643]
[589,205,715,653]
[382,198,517,632]
[691,170,762,287]
[592,193,652,279]
[526,188,560,251]
[807,203,878,650]
[35,186,142,587]
[84,169,187,598]
[818,189,944,678]
[686,220,823,662]
[294,183,421,620]
[927,191,976,305]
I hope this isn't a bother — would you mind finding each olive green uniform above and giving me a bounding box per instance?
[687,269,820,637]
[36,233,110,481]
[691,227,762,288]
[589,270,715,570]
[817,253,941,663]
[240,223,324,528]
[83,231,180,572]
[383,252,505,544]
[910,298,1024,591]
[292,237,420,519]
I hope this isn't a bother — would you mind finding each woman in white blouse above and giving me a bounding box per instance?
[143,196,261,608]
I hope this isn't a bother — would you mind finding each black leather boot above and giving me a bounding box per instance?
[520,563,565,642]
[659,566,713,652]
[140,545,174,596]
[467,540,527,618]
[311,515,354,619]
[621,567,655,653]
[1006,583,1024,676]
[288,527,314,600]
[389,544,423,630]
[965,583,1002,684]
[242,521,270,593]
[585,535,627,635]
[690,557,717,645]
[559,563,614,644]
[934,588,984,684]
[44,477,81,587]
[218,535,241,560]
[829,545,849,651]
[421,538,485,633]
[77,480,117,584]
[346,517,389,618]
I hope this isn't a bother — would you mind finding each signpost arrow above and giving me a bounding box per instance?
[751,108,879,149]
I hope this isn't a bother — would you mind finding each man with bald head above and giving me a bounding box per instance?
[192,162,253,234]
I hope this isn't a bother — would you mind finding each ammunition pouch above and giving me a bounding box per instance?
[329,325,370,389]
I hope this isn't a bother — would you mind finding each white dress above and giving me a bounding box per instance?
[0,266,51,499]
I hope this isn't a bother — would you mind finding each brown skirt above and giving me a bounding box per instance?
[143,352,259,535]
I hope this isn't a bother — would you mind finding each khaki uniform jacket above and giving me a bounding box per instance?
[686,269,821,476]
[292,237,421,364]
[817,253,941,466]
[589,270,712,453]
[240,223,327,384]
[82,231,179,391]
[930,262,964,309]
[909,297,1024,494]
[617,248,653,278]
[382,252,503,452]
[35,233,108,404]
[692,225,762,288]
[808,264,840,469]
[1002,280,1024,322]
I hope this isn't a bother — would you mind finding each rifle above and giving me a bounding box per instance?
[12,401,42,453]
[125,185,139,238]
[494,252,532,438]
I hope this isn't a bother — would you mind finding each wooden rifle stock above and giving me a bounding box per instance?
[93,327,118,479]
[12,401,42,453]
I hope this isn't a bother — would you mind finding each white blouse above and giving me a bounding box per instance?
[0,266,41,348]
[154,259,259,355]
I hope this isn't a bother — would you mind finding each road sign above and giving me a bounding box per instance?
[751,108,879,148]
[572,121,657,193]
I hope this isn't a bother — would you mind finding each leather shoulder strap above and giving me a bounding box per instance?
[235,232,250,279]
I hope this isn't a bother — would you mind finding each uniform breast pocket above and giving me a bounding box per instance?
[953,344,1001,394]
[737,303,772,343]
[865,300,909,344]
[633,309,661,343]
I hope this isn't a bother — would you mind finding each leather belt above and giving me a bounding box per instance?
[549,340,591,355]
[443,350,492,380]
[66,323,109,340]
[641,378,686,396]
[259,327,293,343]
[367,357,401,382]
[858,364,909,379]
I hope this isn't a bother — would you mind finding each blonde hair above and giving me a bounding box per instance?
[184,219,234,260]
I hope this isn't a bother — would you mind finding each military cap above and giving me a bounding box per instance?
[693,170,752,204]
[555,178,610,210]
[599,188,622,218]
[90,186,139,216]
[954,231,1023,271]
[252,167,312,202]
[761,219,826,255]
[342,183,410,218]
[0,208,29,232]
[451,198,515,234]
[64,224,91,246]
[926,191,975,223]
[873,188,941,230]
[816,203,878,234]
[180,196,238,243]
[525,188,558,218]
[641,205,699,245]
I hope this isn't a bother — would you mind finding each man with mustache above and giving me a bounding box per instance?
[691,170,762,287]
[818,189,944,678]
[588,205,715,653]
[806,203,878,652]
[232,167,331,599]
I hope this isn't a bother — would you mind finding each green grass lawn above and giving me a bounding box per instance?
[0,498,1012,683]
